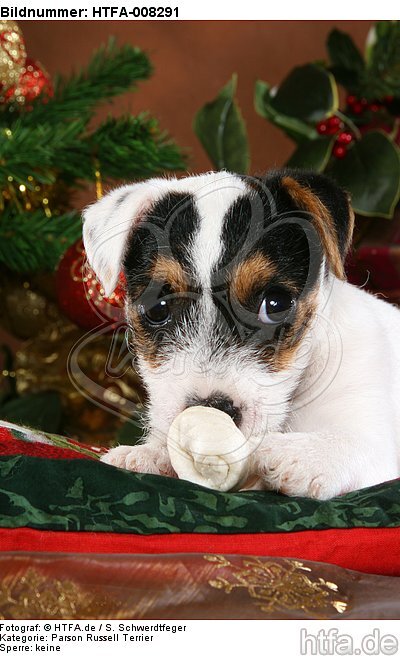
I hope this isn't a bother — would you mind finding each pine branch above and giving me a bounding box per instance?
[0,39,185,276]
[0,120,86,186]
[0,209,82,272]
[0,41,184,187]
[87,114,186,179]
[0,114,185,190]
[17,39,152,127]
[156,139,189,171]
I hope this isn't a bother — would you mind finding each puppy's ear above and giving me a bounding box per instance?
[280,170,354,279]
[82,179,171,296]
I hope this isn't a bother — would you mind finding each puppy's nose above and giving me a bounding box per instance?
[187,394,241,424]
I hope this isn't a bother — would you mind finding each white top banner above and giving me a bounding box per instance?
[0,0,398,20]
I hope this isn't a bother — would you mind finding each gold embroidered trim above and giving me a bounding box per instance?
[204,555,348,616]
[0,567,115,619]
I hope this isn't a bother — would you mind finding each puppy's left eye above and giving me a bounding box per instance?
[258,287,295,325]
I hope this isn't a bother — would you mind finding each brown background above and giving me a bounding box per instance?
[21,21,373,188]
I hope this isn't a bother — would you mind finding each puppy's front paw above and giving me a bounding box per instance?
[101,444,175,477]
[255,434,345,500]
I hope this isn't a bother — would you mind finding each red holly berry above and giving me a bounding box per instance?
[316,120,328,135]
[328,118,343,134]
[337,131,353,145]
[352,102,364,114]
[332,144,347,159]
[327,116,339,125]
[370,103,381,112]
[346,95,357,107]
[316,116,345,136]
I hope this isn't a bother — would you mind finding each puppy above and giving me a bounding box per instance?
[83,170,400,499]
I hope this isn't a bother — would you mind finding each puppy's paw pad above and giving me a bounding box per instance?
[101,444,174,477]
[125,445,166,475]
[308,476,324,499]
[307,475,343,500]
[100,445,136,469]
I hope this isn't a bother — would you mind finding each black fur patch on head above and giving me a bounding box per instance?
[123,191,201,364]
[214,172,324,304]
[263,169,353,259]
[280,169,353,257]
[123,191,199,300]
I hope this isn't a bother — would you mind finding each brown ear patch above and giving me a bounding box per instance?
[231,252,276,306]
[281,176,345,279]
[343,195,355,256]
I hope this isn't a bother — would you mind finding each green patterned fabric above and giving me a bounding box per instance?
[1,455,400,534]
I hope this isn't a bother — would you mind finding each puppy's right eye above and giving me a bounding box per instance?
[140,300,171,326]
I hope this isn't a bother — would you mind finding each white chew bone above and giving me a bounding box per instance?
[167,406,252,492]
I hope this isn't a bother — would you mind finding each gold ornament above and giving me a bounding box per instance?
[0,567,116,620]
[0,280,60,340]
[14,315,145,446]
[205,555,348,617]
[0,20,26,92]
[94,160,103,200]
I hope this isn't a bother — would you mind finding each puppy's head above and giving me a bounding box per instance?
[83,170,353,444]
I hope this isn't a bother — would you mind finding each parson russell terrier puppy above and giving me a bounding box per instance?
[83,170,400,500]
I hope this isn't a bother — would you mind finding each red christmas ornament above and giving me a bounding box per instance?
[1,57,53,106]
[0,20,26,95]
[56,240,126,331]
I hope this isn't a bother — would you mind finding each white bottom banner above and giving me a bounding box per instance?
[1,621,400,656]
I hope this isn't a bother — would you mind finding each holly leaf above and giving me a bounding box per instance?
[366,21,400,95]
[254,80,318,143]
[329,131,400,218]
[269,64,338,123]
[327,29,365,93]
[363,22,400,97]
[327,29,365,72]
[286,137,335,172]
[193,75,250,173]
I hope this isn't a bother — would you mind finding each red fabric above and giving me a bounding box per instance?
[2,527,400,577]
[0,426,102,460]
[356,246,400,290]
[0,437,95,460]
